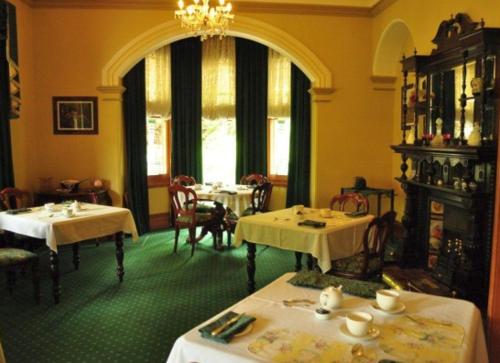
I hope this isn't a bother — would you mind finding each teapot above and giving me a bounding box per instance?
[319,285,343,310]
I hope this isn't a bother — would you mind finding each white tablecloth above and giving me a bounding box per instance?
[234,208,373,272]
[0,203,139,252]
[193,185,253,216]
[166,273,488,363]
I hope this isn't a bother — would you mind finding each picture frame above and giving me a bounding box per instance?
[52,96,98,135]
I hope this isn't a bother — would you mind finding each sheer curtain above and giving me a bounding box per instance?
[202,37,235,120]
[268,48,291,118]
[145,45,171,118]
[201,37,236,184]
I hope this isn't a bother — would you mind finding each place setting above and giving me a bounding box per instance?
[370,290,406,315]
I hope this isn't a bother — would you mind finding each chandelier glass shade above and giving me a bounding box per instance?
[175,0,234,41]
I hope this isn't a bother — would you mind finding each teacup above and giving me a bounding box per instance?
[346,312,373,337]
[319,208,332,218]
[194,184,203,190]
[44,203,55,212]
[63,207,74,218]
[376,289,400,311]
[71,201,81,213]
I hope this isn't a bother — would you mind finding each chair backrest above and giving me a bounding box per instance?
[250,182,273,214]
[172,175,197,186]
[0,188,31,210]
[240,173,268,186]
[168,184,197,225]
[360,211,396,275]
[329,192,369,213]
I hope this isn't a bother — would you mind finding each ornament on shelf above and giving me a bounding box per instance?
[431,118,444,147]
[406,126,416,144]
[467,122,481,146]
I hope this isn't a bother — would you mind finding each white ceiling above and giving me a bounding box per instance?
[243,0,380,7]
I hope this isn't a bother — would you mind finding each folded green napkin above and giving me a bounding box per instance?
[199,311,256,344]
[287,271,387,299]
[298,220,326,228]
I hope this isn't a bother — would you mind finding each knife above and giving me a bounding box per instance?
[210,313,244,336]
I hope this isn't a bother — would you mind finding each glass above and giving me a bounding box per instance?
[269,118,290,175]
[202,117,236,185]
[146,116,168,176]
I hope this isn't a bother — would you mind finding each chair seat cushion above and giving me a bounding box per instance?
[177,213,214,224]
[226,211,239,222]
[241,208,255,217]
[332,253,381,275]
[0,248,37,267]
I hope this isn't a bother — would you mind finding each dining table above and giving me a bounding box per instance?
[234,208,373,293]
[166,272,488,363]
[0,203,138,303]
[191,184,254,216]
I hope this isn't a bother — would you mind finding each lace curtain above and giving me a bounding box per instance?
[268,48,291,119]
[145,45,171,118]
[202,37,236,120]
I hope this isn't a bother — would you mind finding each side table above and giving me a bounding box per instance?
[34,188,112,206]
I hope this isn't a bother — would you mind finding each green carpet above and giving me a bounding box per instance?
[0,230,296,363]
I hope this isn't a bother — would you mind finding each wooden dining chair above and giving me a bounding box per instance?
[328,211,396,280]
[330,192,369,213]
[0,247,41,304]
[0,188,43,252]
[169,184,225,256]
[225,182,273,246]
[172,175,197,186]
[239,173,268,186]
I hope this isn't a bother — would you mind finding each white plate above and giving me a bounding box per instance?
[234,323,253,337]
[339,323,380,341]
[371,301,406,315]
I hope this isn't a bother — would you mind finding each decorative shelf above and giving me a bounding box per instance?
[391,144,497,160]
[395,177,489,198]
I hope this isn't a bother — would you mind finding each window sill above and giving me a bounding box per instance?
[268,175,288,187]
[148,174,170,188]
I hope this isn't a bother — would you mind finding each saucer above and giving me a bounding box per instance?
[371,301,406,315]
[339,323,380,341]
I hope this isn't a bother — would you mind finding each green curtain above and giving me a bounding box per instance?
[235,38,268,182]
[0,0,14,190]
[123,60,150,235]
[171,38,202,182]
[286,64,311,207]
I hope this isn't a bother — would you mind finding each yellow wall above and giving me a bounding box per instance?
[8,0,34,191]
[18,2,499,219]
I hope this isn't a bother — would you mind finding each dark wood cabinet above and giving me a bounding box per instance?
[34,189,112,206]
[392,14,498,309]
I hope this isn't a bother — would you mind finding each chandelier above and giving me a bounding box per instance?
[175,0,234,41]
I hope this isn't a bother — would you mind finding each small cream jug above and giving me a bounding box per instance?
[319,285,343,310]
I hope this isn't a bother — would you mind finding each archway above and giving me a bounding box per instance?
[100,15,332,92]
[372,19,414,77]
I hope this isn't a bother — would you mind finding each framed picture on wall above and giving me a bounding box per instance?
[52,96,98,135]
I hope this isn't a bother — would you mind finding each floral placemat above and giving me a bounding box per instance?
[247,328,377,363]
[379,315,465,363]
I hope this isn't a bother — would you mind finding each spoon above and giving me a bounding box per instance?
[351,343,366,358]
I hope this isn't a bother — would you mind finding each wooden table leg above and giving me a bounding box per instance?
[115,232,124,282]
[306,253,314,270]
[294,252,303,272]
[246,241,256,294]
[50,250,61,304]
[32,258,41,304]
[72,243,80,270]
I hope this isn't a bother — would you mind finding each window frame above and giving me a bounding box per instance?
[267,117,289,187]
[147,116,171,188]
